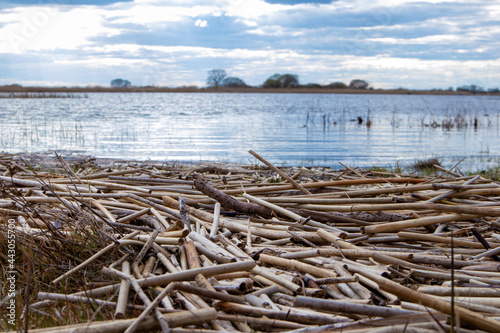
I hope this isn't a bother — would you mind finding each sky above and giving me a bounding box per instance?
[0,0,499,90]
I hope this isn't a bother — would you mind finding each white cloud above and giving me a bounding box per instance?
[54,57,157,68]
[0,79,72,87]
[0,6,119,53]
[368,34,461,45]
[236,19,258,27]
[224,0,289,19]
[195,19,208,27]
[106,2,220,26]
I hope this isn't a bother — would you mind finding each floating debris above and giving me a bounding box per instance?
[1,151,500,332]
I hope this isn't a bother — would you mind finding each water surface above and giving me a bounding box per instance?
[0,93,499,170]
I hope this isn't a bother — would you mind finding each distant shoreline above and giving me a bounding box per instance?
[1,85,498,96]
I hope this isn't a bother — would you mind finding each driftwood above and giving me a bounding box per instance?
[3,152,500,333]
[193,173,273,218]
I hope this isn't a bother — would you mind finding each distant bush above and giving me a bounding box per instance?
[110,78,131,88]
[327,82,348,89]
[456,84,485,94]
[221,77,247,88]
[263,73,299,88]
[304,83,323,89]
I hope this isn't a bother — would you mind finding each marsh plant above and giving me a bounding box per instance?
[0,92,87,99]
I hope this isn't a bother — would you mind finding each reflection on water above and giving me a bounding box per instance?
[0,92,499,170]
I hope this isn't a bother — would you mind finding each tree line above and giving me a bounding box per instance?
[109,70,371,90]
[206,69,370,90]
[108,70,499,93]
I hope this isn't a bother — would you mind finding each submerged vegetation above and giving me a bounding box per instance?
[0,92,87,99]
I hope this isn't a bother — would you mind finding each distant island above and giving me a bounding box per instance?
[2,69,498,96]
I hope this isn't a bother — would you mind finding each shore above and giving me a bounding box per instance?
[2,151,500,332]
[1,84,497,96]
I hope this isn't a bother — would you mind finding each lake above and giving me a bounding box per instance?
[0,92,499,171]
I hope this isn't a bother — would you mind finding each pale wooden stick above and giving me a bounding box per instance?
[246,217,253,250]
[426,175,480,203]
[36,292,157,311]
[471,245,500,260]
[115,261,131,319]
[98,260,257,296]
[245,293,270,309]
[209,202,221,240]
[91,199,117,222]
[222,177,425,195]
[124,282,177,333]
[331,262,372,299]
[134,234,183,245]
[349,264,500,332]
[115,207,150,224]
[363,213,472,234]
[217,234,252,260]
[339,161,367,179]
[249,150,311,195]
[104,267,170,333]
[0,175,70,192]
[313,276,358,284]
[418,286,500,297]
[157,252,180,273]
[265,197,396,204]
[179,245,188,270]
[432,164,462,177]
[150,207,171,229]
[242,193,346,237]
[354,273,398,303]
[51,231,139,284]
[214,301,348,325]
[293,202,500,216]
[188,231,235,260]
[251,265,302,294]
[218,312,306,329]
[294,295,417,317]
[410,268,500,285]
[9,310,216,333]
[370,252,445,272]
[317,229,360,250]
[194,243,234,264]
[398,231,486,249]
[159,230,187,238]
[141,256,157,278]
[242,192,305,221]
[258,253,338,280]
[131,230,159,277]
[78,179,151,193]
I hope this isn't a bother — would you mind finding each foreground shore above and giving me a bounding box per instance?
[1,152,500,332]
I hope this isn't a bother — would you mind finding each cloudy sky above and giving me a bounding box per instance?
[0,0,499,89]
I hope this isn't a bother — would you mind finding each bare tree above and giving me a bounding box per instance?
[206,69,227,88]
[349,79,369,89]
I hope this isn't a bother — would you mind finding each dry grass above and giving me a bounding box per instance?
[412,157,442,172]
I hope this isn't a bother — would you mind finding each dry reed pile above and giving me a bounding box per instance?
[1,151,500,332]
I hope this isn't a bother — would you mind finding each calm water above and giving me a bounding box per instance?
[1,92,499,170]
